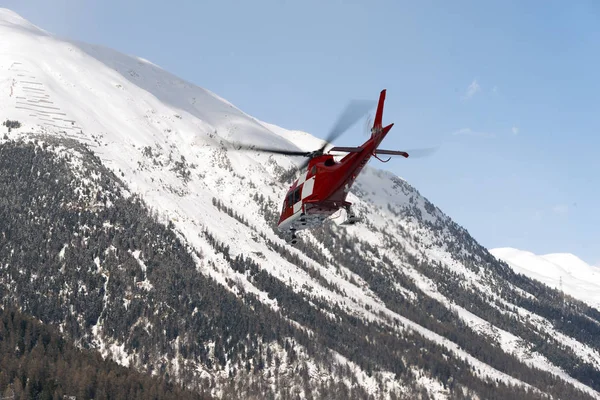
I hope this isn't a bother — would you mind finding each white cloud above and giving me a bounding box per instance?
[452,128,495,138]
[511,126,519,135]
[462,79,481,99]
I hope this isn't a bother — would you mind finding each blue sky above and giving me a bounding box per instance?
[5,0,599,265]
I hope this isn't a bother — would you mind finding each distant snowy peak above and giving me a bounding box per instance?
[492,247,595,276]
[541,253,593,275]
[491,247,600,309]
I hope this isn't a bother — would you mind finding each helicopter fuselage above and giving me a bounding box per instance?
[277,121,395,235]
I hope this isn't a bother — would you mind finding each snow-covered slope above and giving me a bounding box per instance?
[3,8,600,399]
[491,247,600,309]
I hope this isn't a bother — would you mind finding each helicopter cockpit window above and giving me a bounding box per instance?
[293,187,301,203]
[286,187,301,208]
[311,165,317,175]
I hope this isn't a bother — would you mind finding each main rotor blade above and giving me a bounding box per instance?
[363,113,373,137]
[321,99,376,150]
[230,142,311,157]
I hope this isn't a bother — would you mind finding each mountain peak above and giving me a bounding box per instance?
[0,8,47,35]
[541,252,593,272]
[0,8,23,20]
[491,247,600,309]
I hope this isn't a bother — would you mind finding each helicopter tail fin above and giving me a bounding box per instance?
[371,89,387,138]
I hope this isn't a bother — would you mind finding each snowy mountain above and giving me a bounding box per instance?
[2,8,600,399]
[491,248,600,310]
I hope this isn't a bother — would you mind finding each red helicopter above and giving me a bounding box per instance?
[236,89,422,245]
